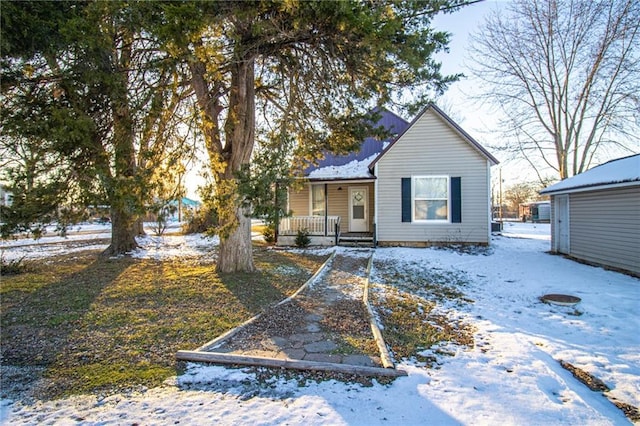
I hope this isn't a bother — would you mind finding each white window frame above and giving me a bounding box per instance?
[309,184,326,217]
[412,175,450,223]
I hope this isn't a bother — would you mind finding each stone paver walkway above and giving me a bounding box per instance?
[198,251,385,369]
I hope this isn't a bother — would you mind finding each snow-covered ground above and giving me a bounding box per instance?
[0,222,219,261]
[0,223,112,260]
[1,222,638,425]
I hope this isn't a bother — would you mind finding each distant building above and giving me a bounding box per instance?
[0,185,12,207]
[167,197,201,221]
[519,201,550,223]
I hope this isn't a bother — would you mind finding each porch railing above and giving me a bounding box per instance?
[279,216,341,236]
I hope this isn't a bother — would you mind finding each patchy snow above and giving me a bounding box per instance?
[542,153,640,194]
[0,222,219,262]
[132,233,218,261]
[0,223,111,248]
[0,223,112,261]
[308,153,378,179]
[2,223,639,425]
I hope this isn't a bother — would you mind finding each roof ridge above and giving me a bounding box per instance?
[368,103,499,171]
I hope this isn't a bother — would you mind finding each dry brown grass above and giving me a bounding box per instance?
[0,247,328,399]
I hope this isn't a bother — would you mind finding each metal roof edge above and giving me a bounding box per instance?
[540,179,640,195]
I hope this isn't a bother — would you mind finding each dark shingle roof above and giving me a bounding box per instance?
[304,109,409,177]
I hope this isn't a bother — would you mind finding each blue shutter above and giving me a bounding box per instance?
[451,177,462,223]
[401,178,411,222]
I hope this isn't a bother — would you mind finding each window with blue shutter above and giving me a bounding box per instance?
[451,177,462,223]
[402,176,462,223]
[401,178,411,222]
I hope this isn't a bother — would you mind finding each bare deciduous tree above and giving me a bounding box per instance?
[471,0,640,181]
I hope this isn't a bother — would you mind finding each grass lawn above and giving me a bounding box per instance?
[371,258,475,363]
[1,246,328,399]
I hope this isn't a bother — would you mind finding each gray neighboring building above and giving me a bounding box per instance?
[540,154,640,277]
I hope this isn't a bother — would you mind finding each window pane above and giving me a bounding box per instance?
[352,190,365,206]
[311,185,325,216]
[415,177,447,199]
[414,200,428,220]
[429,201,448,220]
[352,205,365,219]
[414,200,448,220]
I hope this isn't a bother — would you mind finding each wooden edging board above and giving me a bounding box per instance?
[176,350,407,378]
[194,250,337,352]
[363,253,396,369]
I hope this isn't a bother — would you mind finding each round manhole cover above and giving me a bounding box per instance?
[540,294,581,306]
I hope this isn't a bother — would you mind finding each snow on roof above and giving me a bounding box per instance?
[304,109,409,179]
[541,154,640,194]
[168,197,201,208]
[308,152,379,180]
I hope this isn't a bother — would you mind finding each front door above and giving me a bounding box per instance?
[349,187,368,232]
[555,195,570,254]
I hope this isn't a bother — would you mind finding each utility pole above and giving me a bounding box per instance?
[499,168,503,222]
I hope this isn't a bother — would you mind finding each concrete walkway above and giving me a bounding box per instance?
[178,250,404,377]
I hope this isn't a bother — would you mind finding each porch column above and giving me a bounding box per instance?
[274,181,279,242]
[324,183,328,236]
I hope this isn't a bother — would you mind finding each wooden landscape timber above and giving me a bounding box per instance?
[176,350,407,378]
[363,255,395,369]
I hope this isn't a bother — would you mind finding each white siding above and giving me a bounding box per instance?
[376,109,491,245]
[565,186,640,276]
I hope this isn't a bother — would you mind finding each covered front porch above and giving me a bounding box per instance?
[277,180,376,246]
[277,216,374,246]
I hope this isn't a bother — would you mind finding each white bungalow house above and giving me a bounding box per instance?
[540,154,640,277]
[278,104,499,247]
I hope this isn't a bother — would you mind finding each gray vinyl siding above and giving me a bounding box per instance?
[288,182,375,232]
[376,109,491,244]
[566,186,640,276]
[549,195,556,250]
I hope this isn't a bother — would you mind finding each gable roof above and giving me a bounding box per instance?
[368,103,499,171]
[540,154,640,195]
[305,109,410,180]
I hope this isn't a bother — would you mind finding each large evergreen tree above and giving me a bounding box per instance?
[2,1,464,269]
[155,0,463,272]
[1,1,192,253]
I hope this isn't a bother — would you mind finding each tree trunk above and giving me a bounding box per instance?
[104,32,140,257]
[216,55,256,273]
[189,35,257,273]
[104,206,138,255]
[133,218,145,236]
[217,206,255,273]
